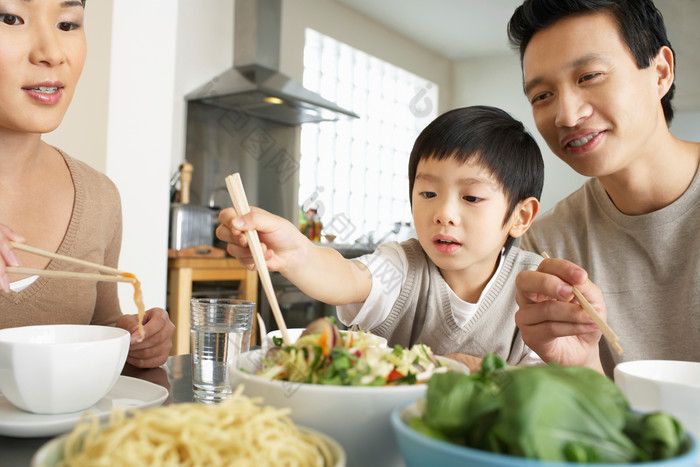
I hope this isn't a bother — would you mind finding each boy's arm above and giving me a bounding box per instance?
[217,207,372,306]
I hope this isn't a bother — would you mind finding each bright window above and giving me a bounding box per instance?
[299,29,438,245]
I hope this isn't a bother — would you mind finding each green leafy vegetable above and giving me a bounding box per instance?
[415,354,690,463]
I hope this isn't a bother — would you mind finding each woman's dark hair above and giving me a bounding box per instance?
[507,0,675,123]
[407,106,544,251]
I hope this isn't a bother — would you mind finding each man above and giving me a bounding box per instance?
[508,0,700,376]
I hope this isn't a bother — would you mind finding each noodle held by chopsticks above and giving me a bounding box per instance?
[121,272,145,342]
[59,387,334,467]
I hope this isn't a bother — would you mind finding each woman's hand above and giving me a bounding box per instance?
[0,224,25,292]
[117,308,175,368]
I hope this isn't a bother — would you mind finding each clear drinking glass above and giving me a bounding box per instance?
[190,298,254,403]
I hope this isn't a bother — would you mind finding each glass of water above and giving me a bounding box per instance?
[190,298,255,403]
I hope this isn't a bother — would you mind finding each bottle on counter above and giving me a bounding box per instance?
[313,211,322,242]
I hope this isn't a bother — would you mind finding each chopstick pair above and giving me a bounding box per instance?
[6,242,135,284]
[541,252,623,354]
[225,173,292,346]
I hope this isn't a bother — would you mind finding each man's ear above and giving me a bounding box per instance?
[508,197,540,239]
[655,45,674,100]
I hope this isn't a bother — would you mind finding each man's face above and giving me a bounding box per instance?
[522,12,669,179]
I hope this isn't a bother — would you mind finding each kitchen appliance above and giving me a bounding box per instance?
[185,0,358,126]
[169,162,217,250]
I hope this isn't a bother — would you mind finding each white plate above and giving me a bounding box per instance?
[0,376,169,438]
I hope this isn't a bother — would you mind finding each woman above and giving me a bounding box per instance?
[0,0,174,368]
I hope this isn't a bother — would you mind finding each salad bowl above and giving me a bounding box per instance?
[232,348,467,467]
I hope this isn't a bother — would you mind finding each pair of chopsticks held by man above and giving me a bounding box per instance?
[2,0,699,376]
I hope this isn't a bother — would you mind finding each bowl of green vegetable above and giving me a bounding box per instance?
[391,354,698,467]
[232,318,467,467]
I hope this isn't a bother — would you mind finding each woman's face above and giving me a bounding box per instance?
[0,0,86,135]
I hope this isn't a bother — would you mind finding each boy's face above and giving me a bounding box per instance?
[0,0,86,135]
[522,12,670,179]
[411,156,515,281]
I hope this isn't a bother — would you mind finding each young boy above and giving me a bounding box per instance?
[508,0,700,376]
[218,106,545,366]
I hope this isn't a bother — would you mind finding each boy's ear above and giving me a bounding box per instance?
[655,46,674,101]
[508,197,539,239]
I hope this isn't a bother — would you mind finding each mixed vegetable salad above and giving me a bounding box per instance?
[258,318,447,386]
[410,354,691,463]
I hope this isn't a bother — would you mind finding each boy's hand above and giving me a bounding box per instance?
[216,207,307,273]
[515,256,605,373]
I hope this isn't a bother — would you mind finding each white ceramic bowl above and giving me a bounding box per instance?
[0,325,130,414]
[232,349,466,467]
[615,360,700,447]
[265,328,387,350]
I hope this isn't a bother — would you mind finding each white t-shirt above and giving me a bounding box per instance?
[337,242,542,365]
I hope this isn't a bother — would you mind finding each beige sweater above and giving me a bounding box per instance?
[521,174,700,377]
[0,150,123,328]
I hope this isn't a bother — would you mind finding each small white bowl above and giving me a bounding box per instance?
[615,360,700,446]
[232,349,466,467]
[0,325,129,414]
[265,328,387,349]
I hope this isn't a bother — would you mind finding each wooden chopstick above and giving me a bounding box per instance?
[10,241,126,276]
[6,267,135,283]
[225,173,292,346]
[541,252,623,354]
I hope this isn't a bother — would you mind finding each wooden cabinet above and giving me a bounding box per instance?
[167,256,258,355]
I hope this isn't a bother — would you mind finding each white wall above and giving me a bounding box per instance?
[104,2,179,314]
[671,110,700,142]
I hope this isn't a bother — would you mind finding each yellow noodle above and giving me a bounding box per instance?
[59,387,334,467]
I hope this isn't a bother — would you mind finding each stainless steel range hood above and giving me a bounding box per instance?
[186,0,359,126]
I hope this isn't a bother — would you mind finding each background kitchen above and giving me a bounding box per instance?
[45,0,700,340]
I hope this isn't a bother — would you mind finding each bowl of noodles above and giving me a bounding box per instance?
[231,318,468,467]
[30,387,345,467]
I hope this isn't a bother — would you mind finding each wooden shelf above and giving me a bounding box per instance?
[167,256,258,355]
